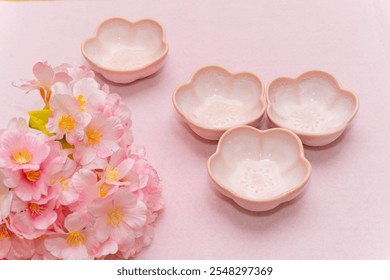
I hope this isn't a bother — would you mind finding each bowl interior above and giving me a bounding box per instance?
[84,19,167,71]
[268,72,357,134]
[175,67,264,129]
[209,128,309,201]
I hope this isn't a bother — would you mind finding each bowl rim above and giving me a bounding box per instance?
[207,125,312,203]
[172,65,266,132]
[81,17,169,74]
[266,70,359,138]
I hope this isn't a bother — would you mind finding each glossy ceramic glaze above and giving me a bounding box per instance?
[173,66,266,140]
[81,18,168,84]
[266,70,359,146]
[208,126,312,211]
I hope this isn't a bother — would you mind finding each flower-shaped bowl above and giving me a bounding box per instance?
[266,71,359,146]
[81,17,168,84]
[173,66,266,140]
[208,126,311,211]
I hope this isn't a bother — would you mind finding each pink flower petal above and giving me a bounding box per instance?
[96,239,118,258]
[88,198,112,217]
[13,175,47,201]
[116,158,135,180]
[122,200,147,229]
[32,209,57,230]
[33,62,54,88]
[111,222,135,250]
[108,149,127,167]
[74,146,96,166]
[92,217,111,243]
[62,245,91,260]
[72,169,97,191]
[10,212,45,239]
[0,237,11,258]
[64,211,90,232]
[113,188,137,208]
[51,82,70,95]
[7,235,35,259]
[103,117,124,141]
[81,157,106,170]
[53,71,72,85]
[59,189,79,205]
[44,237,67,259]
[0,175,12,220]
[96,140,118,159]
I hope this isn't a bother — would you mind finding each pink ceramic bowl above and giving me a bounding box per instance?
[81,18,168,84]
[173,66,266,140]
[266,70,359,146]
[208,126,312,211]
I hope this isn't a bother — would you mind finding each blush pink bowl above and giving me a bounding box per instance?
[173,66,266,140]
[81,17,168,84]
[208,126,312,212]
[266,70,359,146]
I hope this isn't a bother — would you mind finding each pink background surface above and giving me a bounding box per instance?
[1,0,390,259]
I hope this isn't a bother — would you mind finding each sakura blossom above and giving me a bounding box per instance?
[47,94,91,144]
[73,115,124,165]
[0,129,50,171]
[44,212,99,260]
[88,188,147,255]
[0,62,163,259]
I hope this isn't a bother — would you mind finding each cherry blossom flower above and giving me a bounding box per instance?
[2,141,65,201]
[14,61,72,109]
[71,78,107,114]
[2,62,163,259]
[47,94,91,144]
[9,197,57,239]
[49,157,79,206]
[100,149,136,187]
[121,216,156,259]
[1,117,29,135]
[31,236,58,260]
[0,130,50,171]
[70,169,100,212]
[0,222,36,259]
[73,115,124,165]
[6,233,36,259]
[88,188,147,254]
[44,211,99,259]
[14,61,71,93]
[67,65,95,81]
[104,93,133,147]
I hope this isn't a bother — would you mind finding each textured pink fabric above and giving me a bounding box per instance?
[1,0,389,259]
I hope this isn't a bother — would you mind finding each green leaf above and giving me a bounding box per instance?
[28,109,54,136]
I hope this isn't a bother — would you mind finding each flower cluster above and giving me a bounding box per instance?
[0,62,163,259]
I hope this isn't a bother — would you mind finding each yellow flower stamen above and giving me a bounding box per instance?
[24,170,41,182]
[66,231,86,247]
[105,165,119,182]
[99,183,110,198]
[61,180,69,191]
[0,225,11,241]
[29,203,45,217]
[107,208,124,227]
[12,149,32,165]
[77,95,86,112]
[58,114,76,132]
[55,176,69,190]
[86,129,102,145]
